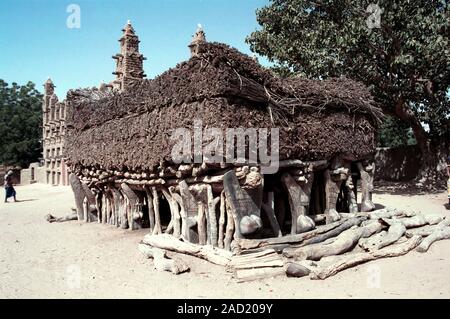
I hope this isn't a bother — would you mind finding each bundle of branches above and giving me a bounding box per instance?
[66,42,381,130]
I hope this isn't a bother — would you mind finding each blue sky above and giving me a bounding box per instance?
[0,0,270,97]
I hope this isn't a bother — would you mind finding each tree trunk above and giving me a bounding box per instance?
[394,99,448,188]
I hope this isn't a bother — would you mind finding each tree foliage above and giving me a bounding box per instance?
[378,115,416,148]
[247,0,450,182]
[0,80,43,168]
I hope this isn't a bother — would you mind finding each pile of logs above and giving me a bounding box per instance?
[61,156,450,281]
[138,208,450,281]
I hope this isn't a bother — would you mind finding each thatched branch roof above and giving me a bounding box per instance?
[65,42,381,171]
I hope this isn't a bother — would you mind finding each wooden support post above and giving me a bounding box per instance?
[281,172,315,234]
[197,202,207,245]
[224,200,235,251]
[345,176,358,214]
[357,161,375,212]
[69,173,85,221]
[152,187,162,235]
[121,183,143,230]
[223,170,262,237]
[83,197,90,223]
[110,186,122,227]
[324,169,342,224]
[169,187,182,238]
[161,187,181,237]
[144,186,155,232]
[218,191,226,249]
[178,181,199,242]
[206,184,220,247]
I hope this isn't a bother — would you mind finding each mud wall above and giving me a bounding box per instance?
[375,145,421,181]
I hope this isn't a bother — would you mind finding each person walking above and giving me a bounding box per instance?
[4,170,17,203]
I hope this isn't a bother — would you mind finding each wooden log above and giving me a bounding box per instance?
[205,185,220,247]
[142,234,232,266]
[179,180,199,241]
[161,187,181,237]
[227,253,284,271]
[235,216,367,252]
[138,244,189,275]
[119,195,128,229]
[229,252,280,266]
[93,189,102,223]
[69,173,85,221]
[234,267,285,282]
[230,248,278,263]
[308,235,422,279]
[100,191,108,224]
[110,186,123,227]
[45,211,78,223]
[323,169,341,224]
[166,166,250,187]
[279,159,328,170]
[144,186,155,231]
[192,162,209,177]
[197,202,207,245]
[242,169,264,210]
[83,197,90,223]
[261,203,282,237]
[298,216,366,248]
[405,218,450,237]
[218,191,226,249]
[102,190,111,224]
[368,208,408,219]
[283,220,384,260]
[169,187,182,238]
[359,222,406,251]
[152,187,162,235]
[81,182,96,206]
[176,164,194,178]
[223,170,262,237]
[224,200,235,251]
[382,214,443,228]
[278,159,306,168]
[345,176,358,214]
[121,183,142,230]
[356,161,375,212]
[416,227,450,252]
[281,173,315,234]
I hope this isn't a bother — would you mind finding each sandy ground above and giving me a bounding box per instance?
[0,183,449,299]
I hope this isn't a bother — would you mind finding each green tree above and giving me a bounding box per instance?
[0,80,43,168]
[247,0,450,185]
[378,115,417,148]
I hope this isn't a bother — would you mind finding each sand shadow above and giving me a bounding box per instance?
[12,199,38,203]
[373,180,445,196]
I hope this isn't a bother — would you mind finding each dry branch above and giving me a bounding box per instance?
[308,235,422,279]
